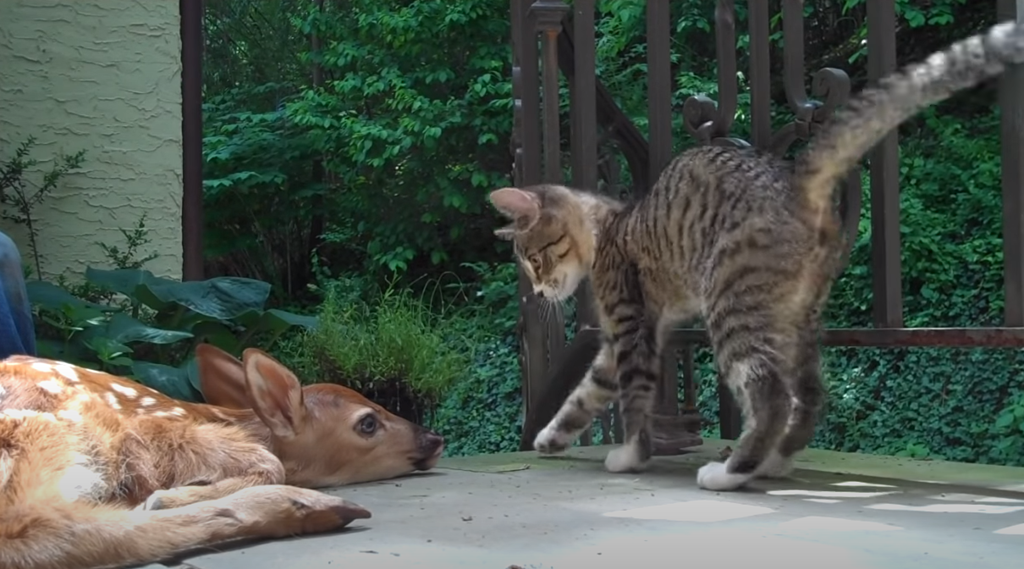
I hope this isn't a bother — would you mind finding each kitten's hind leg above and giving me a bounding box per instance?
[534,342,617,454]
[696,353,790,492]
[757,331,825,480]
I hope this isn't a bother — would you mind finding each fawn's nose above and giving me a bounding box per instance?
[423,431,444,455]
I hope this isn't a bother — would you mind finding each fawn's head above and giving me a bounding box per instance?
[490,185,618,302]
[195,344,445,487]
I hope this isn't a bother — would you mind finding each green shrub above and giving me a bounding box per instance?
[285,279,467,403]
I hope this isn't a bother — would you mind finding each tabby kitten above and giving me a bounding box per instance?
[489,21,1024,491]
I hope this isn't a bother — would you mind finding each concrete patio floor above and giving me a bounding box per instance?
[155,439,1024,569]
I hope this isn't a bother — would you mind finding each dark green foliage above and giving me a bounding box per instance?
[28,266,317,403]
[428,334,523,456]
[202,0,514,296]
[424,263,524,455]
[815,347,1024,465]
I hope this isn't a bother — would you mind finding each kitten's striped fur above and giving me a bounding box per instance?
[490,20,1024,491]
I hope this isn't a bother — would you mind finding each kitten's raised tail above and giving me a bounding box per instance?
[798,19,1024,245]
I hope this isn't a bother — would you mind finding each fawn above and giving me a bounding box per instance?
[0,343,446,569]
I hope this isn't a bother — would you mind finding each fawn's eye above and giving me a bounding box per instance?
[357,414,378,436]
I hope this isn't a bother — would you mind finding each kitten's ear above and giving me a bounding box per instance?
[489,187,540,230]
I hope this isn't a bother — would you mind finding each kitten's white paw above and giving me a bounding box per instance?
[533,424,571,455]
[755,451,794,479]
[604,443,648,473]
[696,461,752,491]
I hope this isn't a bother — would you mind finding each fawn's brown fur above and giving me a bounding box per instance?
[0,343,445,569]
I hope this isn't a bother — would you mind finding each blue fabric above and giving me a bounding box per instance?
[0,230,36,359]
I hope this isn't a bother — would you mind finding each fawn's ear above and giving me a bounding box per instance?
[195,343,251,410]
[242,348,307,439]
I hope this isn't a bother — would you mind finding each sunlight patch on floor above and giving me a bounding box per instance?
[994,523,1024,535]
[804,498,842,504]
[768,489,900,499]
[927,493,1024,504]
[603,500,774,523]
[831,481,898,488]
[868,503,1024,514]
[776,516,903,532]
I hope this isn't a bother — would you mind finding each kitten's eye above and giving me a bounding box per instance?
[528,254,542,268]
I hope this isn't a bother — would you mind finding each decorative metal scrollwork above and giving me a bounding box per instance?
[683,0,750,149]
[769,67,852,155]
[768,0,860,267]
[769,0,852,155]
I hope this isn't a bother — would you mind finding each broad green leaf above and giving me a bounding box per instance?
[86,267,272,320]
[131,361,203,403]
[85,267,177,297]
[104,312,194,345]
[82,336,134,358]
[26,280,114,313]
[183,356,203,395]
[144,278,272,320]
[191,320,242,355]
[235,308,318,336]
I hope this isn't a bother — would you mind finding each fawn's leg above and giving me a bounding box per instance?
[1,485,370,569]
[131,430,287,510]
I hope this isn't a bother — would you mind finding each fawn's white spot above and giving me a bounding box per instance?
[0,450,11,489]
[110,383,138,398]
[57,409,83,422]
[37,379,63,394]
[30,362,53,373]
[2,408,56,421]
[104,393,122,410]
[57,453,107,503]
[54,364,79,382]
[139,396,157,407]
[171,407,186,417]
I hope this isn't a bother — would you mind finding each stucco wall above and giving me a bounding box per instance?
[0,0,183,281]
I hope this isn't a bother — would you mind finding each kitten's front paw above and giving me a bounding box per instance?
[604,443,648,473]
[533,425,571,455]
[696,461,751,491]
[755,451,794,479]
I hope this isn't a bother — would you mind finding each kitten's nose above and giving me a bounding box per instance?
[533,287,545,298]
